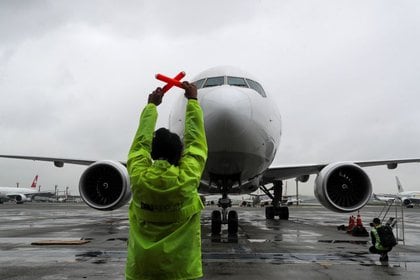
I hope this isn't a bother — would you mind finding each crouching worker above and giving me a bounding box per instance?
[369,218,393,262]
[125,82,208,280]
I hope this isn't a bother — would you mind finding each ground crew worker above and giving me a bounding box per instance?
[369,217,392,262]
[125,82,208,279]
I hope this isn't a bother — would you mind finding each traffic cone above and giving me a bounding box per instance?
[352,211,369,237]
[347,215,356,232]
[356,212,363,227]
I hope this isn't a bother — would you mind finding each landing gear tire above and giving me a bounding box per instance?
[279,206,289,220]
[265,206,289,220]
[265,206,275,219]
[227,210,238,235]
[211,210,222,235]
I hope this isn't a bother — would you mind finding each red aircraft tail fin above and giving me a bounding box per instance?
[30,175,38,189]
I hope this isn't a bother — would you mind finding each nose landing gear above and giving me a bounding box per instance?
[208,176,290,242]
[210,195,238,236]
[209,173,240,239]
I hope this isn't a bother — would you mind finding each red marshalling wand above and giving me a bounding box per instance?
[155,71,186,93]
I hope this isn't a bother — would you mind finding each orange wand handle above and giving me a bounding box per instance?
[155,73,185,93]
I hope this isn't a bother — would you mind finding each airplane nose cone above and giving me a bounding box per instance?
[201,86,252,138]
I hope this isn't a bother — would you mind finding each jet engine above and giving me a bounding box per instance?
[15,194,27,204]
[314,162,372,212]
[79,160,131,211]
[402,199,411,206]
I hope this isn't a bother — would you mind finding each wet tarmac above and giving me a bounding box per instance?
[0,203,419,279]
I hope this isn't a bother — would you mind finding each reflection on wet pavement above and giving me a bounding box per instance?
[1,203,420,279]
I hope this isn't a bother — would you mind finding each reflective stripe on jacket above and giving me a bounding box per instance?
[371,226,389,251]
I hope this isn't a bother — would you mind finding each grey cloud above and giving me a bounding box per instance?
[1,0,420,195]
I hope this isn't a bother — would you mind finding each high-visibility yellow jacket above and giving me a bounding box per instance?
[125,99,207,280]
[371,225,389,251]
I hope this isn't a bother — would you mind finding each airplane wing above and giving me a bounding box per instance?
[262,158,420,183]
[261,158,420,212]
[2,155,419,180]
[372,193,397,202]
[27,191,55,198]
[0,155,126,167]
[1,154,420,212]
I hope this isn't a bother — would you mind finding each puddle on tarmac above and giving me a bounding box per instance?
[318,240,368,245]
[0,237,85,245]
[248,239,270,243]
[106,237,128,242]
[210,234,239,243]
[75,251,126,264]
[76,251,107,264]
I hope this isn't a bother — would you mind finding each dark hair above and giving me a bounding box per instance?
[151,128,183,166]
[373,218,381,225]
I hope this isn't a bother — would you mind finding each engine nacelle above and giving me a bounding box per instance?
[403,199,411,206]
[79,160,131,211]
[15,194,27,204]
[314,162,372,213]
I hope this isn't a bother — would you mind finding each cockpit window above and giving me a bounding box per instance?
[192,79,205,89]
[203,76,224,88]
[227,76,248,87]
[246,79,267,97]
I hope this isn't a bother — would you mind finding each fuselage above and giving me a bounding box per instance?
[399,191,420,202]
[169,66,281,194]
[0,187,37,200]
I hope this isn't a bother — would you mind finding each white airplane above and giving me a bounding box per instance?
[1,66,420,235]
[0,175,53,204]
[374,176,420,208]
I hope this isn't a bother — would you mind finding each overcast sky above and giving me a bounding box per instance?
[1,0,420,196]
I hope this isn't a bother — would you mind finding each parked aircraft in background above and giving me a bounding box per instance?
[374,176,420,208]
[0,175,53,204]
[246,182,302,207]
[1,66,420,236]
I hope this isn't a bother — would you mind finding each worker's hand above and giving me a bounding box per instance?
[148,87,163,106]
[183,81,197,100]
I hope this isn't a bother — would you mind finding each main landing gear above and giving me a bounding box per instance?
[260,180,290,220]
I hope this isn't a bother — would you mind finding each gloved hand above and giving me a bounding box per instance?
[148,87,163,106]
[183,81,197,100]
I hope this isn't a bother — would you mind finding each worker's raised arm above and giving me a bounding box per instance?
[179,82,208,180]
[127,88,163,175]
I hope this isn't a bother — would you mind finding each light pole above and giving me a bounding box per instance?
[54,185,58,201]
